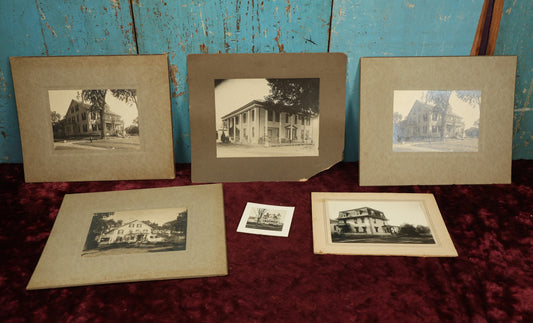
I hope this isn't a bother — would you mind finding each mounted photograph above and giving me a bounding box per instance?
[312,192,458,256]
[26,184,227,289]
[10,54,175,182]
[215,78,319,158]
[82,208,187,257]
[237,202,295,237]
[359,56,517,186]
[49,89,140,151]
[393,90,481,152]
[330,202,435,244]
[188,53,347,183]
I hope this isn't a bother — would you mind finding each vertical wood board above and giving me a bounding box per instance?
[494,0,533,159]
[330,0,484,161]
[132,0,333,162]
[0,0,136,162]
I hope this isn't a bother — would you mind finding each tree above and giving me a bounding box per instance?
[264,78,319,117]
[83,212,114,250]
[174,211,187,234]
[125,116,139,135]
[423,90,481,140]
[393,112,403,143]
[398,223,420,237]
[81,89,137,139]
[256,208,267,224]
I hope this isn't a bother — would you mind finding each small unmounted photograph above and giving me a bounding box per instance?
[82,208,187,257]
[237,202,295,237]
[328,200,435,244]
[49,89,140,151]
[393,90,481,152]
[215,78,320,158]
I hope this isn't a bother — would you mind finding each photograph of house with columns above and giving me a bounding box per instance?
[393,90,481,153]
[214,78,320,158]
[49,89,140,151]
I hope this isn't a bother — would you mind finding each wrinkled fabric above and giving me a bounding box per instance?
[0,162,531,322]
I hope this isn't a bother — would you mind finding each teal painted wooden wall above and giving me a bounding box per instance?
[0,0,530,163]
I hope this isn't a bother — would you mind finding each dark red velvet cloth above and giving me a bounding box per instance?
[0,162,532,322]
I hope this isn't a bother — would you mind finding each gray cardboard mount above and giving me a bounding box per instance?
[10,55,175,182]
[188,53,347,183]
[360,56,517,186]
[27,184,227,290]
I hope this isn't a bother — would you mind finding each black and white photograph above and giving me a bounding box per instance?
[328,200,435,244]
[237,202,295,237]
[82,208,187,257]
[215,78,319,158]
[393,90,481,152]
[311,192,458,256]
[49,89,140,151]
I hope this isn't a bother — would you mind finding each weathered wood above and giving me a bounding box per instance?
[132,0,333,162]
[494,0,533,159]
[0,0,136,162]
[1,0,531,164]
[330,0,484,161]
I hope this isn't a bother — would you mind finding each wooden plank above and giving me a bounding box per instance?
[132,0,333,163]
[494,0,533,159]
[0,0,136,162]
[471,0,491,55]
[330,0,484,161]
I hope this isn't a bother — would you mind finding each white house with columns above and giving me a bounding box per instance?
[219,100,318,146]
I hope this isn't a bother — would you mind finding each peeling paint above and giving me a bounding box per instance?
[169,64,179,89]
[505,0,517,15]
[274,27,285,52]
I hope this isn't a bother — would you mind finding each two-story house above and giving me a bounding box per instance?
[63,99,124,138]
[333,207,395,235]
[96,220,165,245]
[220,100,318,146]
[399,100,465,141]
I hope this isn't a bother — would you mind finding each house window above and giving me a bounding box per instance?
[306,118,310,126]
[118,230,124,234]
[129,224,134,227]
[92,124,97,131]
[361,218,364,223]
[252,127,254,137]
[137,224,141,227]
[275,112,280,122]
[301,117,304,125]
[143,229,148,233]
[375,227,379,232]
[285,114,290,123]
[423,113,428,121]
[91,112,97,120]
[268,110,273,121]
[75,105,79,112]
[295,115,298,124]
[82,112,87,120]
[432,126,438,133]
[83,124,88,132]
[354,218,357,224]
[252,110,255,121]
[242,113,247,123]
[235,117,239,125]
